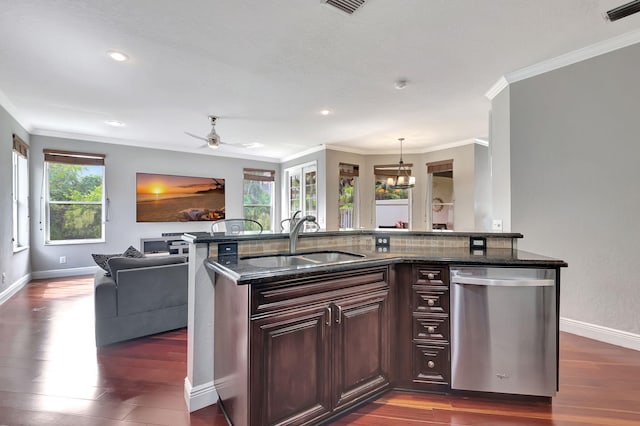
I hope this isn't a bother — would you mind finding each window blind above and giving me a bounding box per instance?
[43,149,105,166]
[426,159,453,174]
[12,134,29,158]
[339,163,360,177]
[374,163,413,177]
[243,168,275,182]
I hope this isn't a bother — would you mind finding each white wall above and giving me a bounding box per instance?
[29,135,279,276]
[474,144,492,232]
[503,42,640,336]
[0,105,31,297]
[489,89,512,232]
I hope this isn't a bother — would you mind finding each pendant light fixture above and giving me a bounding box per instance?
[387,138,415,189]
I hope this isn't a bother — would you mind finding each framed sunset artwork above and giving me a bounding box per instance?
[136,172,225,222]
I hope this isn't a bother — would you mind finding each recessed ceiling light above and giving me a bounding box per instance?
[107,50,129,62]
[105,120,125,127]
[320,109,332,116]
[242,142,264,149]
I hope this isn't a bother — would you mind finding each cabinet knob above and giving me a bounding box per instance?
[427,273,435,280]
[427,299,435,307]
[427,361,435,369]
[427,326,435,334]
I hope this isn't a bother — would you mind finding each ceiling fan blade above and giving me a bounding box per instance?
[184,131,208,142]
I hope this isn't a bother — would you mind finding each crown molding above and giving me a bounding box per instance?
[485,76,509,100]
[486,28,640,100]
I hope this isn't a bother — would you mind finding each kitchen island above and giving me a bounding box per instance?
[181,231,566,425]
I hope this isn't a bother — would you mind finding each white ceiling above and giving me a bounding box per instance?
[1,0,639,161]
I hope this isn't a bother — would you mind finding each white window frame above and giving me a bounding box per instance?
[243,169,276,231]
[12,148,29,252]
[283,161,317,221]
[44,150,106,245]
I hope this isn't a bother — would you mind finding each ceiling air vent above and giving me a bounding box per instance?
[322,0,366,15]
[606,0,640,21]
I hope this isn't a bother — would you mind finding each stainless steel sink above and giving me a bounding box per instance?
[242,250,365,268]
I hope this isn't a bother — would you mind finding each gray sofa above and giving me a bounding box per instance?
[94,255,188,346]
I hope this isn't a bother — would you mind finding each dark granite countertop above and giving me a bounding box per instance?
[183,229,523,244]
[205,246,567,285]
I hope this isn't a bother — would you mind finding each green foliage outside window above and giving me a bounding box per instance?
[243,180,273,230]
[47,163,104,241]
[339,177,354,208]
[375,177,409,200]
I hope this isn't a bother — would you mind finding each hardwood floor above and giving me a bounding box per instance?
[1,275,639,425]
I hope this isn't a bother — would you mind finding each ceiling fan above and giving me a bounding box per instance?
[185,115,228,149]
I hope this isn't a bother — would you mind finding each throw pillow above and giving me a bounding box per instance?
[122,245,144,259]
[92,246,145,276]
[92,253,121,276]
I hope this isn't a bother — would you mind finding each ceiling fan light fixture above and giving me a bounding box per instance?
[206,115,221,148]
[606,0,640,21]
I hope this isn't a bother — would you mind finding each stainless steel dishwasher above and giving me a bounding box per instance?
[450,266,557,397]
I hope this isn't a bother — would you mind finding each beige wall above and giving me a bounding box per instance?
[325,144,480,231]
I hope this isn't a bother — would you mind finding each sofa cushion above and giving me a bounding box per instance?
[107,255,186,284]
[92,245,144,276]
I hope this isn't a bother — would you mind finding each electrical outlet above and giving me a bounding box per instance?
[492,219,503,231]
[59,256,67,264]
[1,272,5,283]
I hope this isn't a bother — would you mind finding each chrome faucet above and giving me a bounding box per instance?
[289,215,316,253]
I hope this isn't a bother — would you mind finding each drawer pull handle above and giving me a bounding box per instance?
[427,299,435,307]
[427,326,435,334]
[427,361,435,369]
[427,273,435,280]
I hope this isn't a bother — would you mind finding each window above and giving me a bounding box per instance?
[284,161,317,227]
[12,135,29,251]
[427,160,454,230]
[374,163,412,228]
[338,163,359,229]
[243,168,275,231]
[44,149,106,244]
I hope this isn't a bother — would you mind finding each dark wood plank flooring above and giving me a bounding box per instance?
[1,275,639,425]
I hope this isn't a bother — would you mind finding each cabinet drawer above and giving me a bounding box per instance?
[413,315,449,341]
[414,266,448,286]
[251,267,389,316]
[413,287,449,315]
[412,342,450,386]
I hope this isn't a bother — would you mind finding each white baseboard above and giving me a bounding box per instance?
[560,317,640,352]
[184,377,219,413]
[31,266,99,280]
[0,273,31,305]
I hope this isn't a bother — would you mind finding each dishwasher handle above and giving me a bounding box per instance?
[451,275,554,287]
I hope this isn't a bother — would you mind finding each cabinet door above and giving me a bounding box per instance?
[250,305,332,426]
[332,290,390,411]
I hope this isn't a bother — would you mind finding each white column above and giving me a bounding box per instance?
[184,241,218,412]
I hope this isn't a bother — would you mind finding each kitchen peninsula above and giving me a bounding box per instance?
[181,230,567,425]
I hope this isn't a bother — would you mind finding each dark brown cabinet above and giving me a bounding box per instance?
[410,265,450,391]
[251,305,333,425]
[216,267,391,426]
[394,264,450,392]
